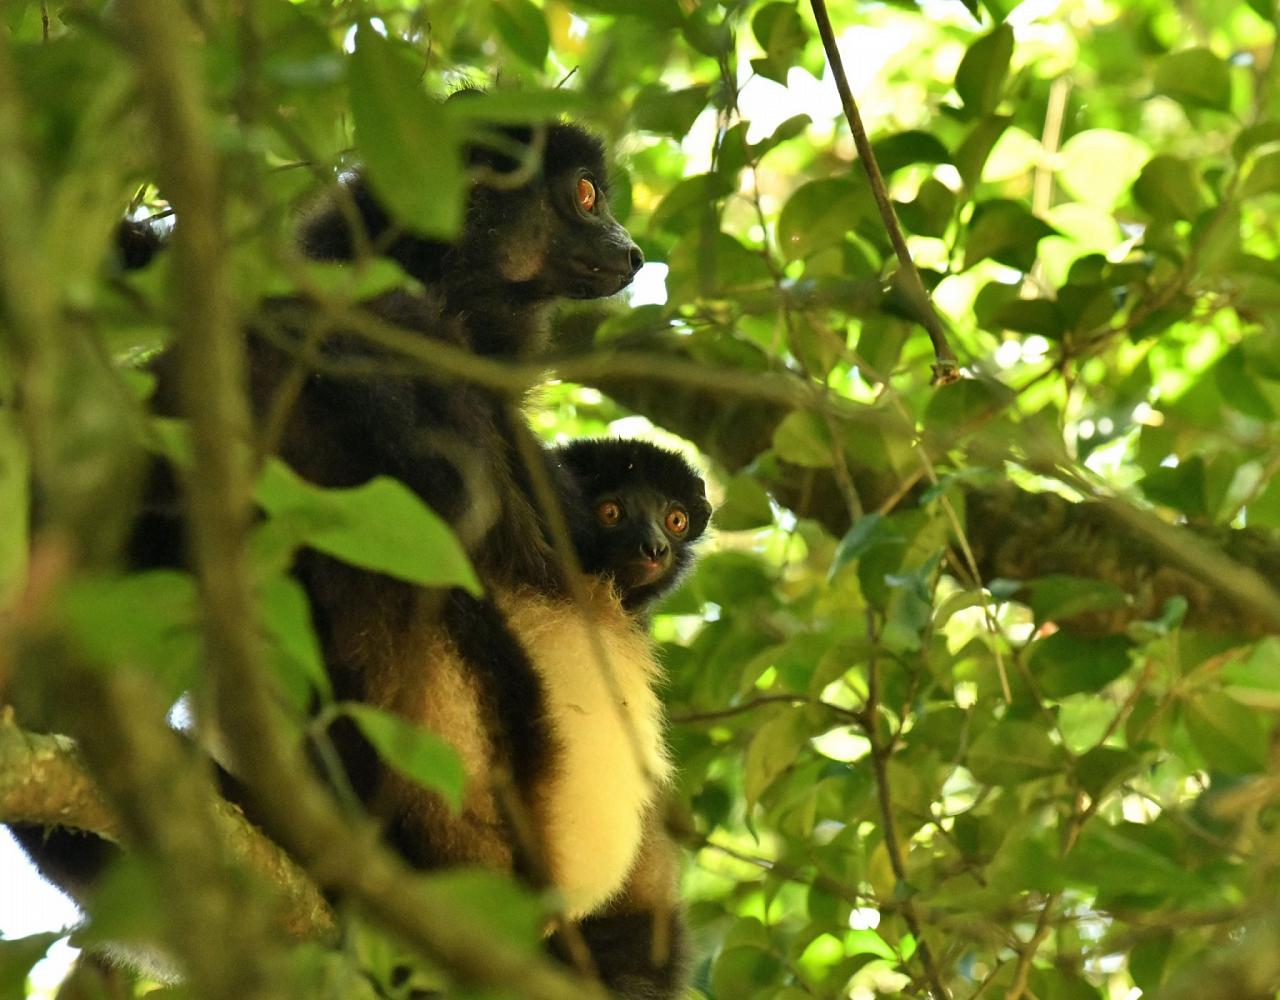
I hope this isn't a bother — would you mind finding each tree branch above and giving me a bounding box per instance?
[0,709,336,939]
[862,628,950,1000]
[808,0,959,383]
[584,341,1280,638]
[0,708,122,843]
[118,3,608,996]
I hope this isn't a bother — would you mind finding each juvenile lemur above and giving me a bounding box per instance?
[554,437,712,611]
[464,437,711,996]
[13,110,706,999]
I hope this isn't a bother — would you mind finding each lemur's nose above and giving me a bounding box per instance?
[641,536,669,560]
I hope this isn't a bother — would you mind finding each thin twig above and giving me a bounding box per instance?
[671,695,860,726]
[808,0,959,384]
[861,625,951,1000]
[670,694,809,725]
[1005,896,1057,1000]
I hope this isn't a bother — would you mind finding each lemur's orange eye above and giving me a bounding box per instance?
[665,507,689,535]
[596,500,621,526]
[577,177,597,213]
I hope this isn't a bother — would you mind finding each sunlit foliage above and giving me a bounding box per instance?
[2,0,1280,997]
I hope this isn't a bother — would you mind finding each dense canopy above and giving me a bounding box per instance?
[2,0,1280,997]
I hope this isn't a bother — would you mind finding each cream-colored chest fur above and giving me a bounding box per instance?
[500,582,672,919]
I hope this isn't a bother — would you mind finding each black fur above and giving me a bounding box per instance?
[553,438,712,610]
[570,912,687,1000]
[114,215,169,271]
[15,111,689,1000]
[299,122,641,357]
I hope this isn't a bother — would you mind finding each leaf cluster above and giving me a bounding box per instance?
[3,0,1280,998]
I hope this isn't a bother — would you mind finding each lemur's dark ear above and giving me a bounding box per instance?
[446,88,542,177]
[445,83,485,103]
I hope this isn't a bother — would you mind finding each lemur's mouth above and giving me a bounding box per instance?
[621,558,667,587]
[566,269,634,299]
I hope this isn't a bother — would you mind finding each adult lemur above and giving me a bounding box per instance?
[13,113,708,998]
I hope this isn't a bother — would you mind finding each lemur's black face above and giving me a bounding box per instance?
[549,166,642,299]
[554,439,712,610]
[586,484,695,604]
[299,113,642,304]
[465,121,643,301]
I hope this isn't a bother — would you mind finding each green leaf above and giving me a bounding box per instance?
[60,571,201,695]
[778,177,875,261]
[872,130,950,176]
[1075,746,1140,800]
[445,89,588,123]
[1184,692,1268,774]
[967,719,1066,785]
[666,230,772,299]
[829,513,896,581]
[883,551,940,654]
[744,708,811,810]
[632,84,710,138]
[786,313,845,379]
[1065,823,1206,898]
[1233,121,1280,161]
[751,114,811,159]
[340,703,467,811]
[752,3,808,86]
[954,114,1010,189]
[298,258,420,301]
[1242,150,1280,200]
[260,575,332,706]
[897,177,956,239]
[254,459,481,594]
[1057,129,1151,209]
[963,199,1056,271]
[713,944,783,998]
[681,551,777,608]
[3,2,31,34]
[1154,47,1232,112]
[649,172,732,234]
[682,6,733,57]
[286,943,386,1000]
[349,23,464,239]
[772,410,834,468]
[922,377,1014,440]
[492,0,549,69]
[1025,575,1128,624]
[1133,155,1205,220]
[1216,338,1276,416]
[569,0,683,25]
[0,933,59,1000]
[416,869,544,951]
[1139,457,1208,516]
[1031,632,1133,698]
[989,298,1064,336]
[1221,637,1280,709]
[714,473,774,531]
[752,3,806,59]
[1029,968,1105,1000]
[954,25,1015,117]
[79,856,170,947]
[1130,934,1173,994]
